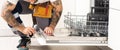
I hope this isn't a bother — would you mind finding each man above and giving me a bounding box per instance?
[1,0,62,50]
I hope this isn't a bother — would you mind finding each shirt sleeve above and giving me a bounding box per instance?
[50,0,56,2]
[7,0,19,5]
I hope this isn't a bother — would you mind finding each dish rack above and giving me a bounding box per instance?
[64,13,108,37]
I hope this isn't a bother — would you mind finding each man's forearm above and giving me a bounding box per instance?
[3,10,25,32]
[1,1,25,32]
[49,0,63,29]
[49,11,62,29]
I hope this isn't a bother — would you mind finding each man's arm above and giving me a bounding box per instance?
[1,1,35,35]
[1,1,25,32]
[44,0,62,35]
[49,0,63,29]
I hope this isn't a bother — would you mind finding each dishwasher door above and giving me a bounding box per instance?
[33,27,108,45]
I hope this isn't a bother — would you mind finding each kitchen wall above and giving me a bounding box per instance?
[109,0,120,50]
[0,0,90,34]
[56,0,90,28]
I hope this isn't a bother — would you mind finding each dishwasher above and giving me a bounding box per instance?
[32,14,111,50]
[31,0,112,50]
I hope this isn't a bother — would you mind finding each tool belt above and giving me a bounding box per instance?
[29,2,53,18]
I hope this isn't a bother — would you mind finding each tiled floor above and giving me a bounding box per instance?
[0,37,40,50]
[0,37,20,50]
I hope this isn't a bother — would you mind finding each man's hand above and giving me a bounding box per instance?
[22,27,35,35]
[44,27,54,36]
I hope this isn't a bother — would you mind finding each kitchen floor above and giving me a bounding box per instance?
[0,36,42,50]
[0,37,20,50]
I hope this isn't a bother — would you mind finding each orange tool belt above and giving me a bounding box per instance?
[29,2,53,18]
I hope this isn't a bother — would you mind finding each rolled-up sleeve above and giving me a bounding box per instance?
[7,0,19,5]
[50,0,56,2]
